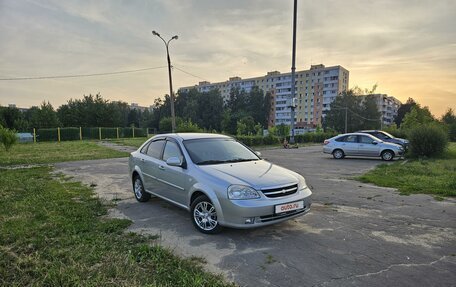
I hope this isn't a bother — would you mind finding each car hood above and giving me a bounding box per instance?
[387,138,408,144]
[197,160,300,189]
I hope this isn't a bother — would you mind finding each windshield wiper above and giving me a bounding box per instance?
[196,160,229,165]
[224,158,258,163]
[196,158,258,165]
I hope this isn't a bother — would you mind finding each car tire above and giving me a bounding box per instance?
[381,150,394,161]
[191,195,222,234]
[332,149,345,159]
[133,175,150,202]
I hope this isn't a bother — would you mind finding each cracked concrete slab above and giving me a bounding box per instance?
[55,145,456,287]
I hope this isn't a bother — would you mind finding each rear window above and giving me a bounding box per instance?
[335,136,346,142]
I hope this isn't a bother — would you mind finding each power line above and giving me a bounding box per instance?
[332,104,380,121]
[0,66,167,81]
[173,66,207,81]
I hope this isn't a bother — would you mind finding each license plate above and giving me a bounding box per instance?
[275,201,304,214]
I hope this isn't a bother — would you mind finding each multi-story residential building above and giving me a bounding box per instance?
[367,94,402,127]
[179,64,349,129]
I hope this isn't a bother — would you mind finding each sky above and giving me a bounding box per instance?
[1,0,455,117]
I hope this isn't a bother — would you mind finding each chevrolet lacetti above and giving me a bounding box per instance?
[128,133,312,234]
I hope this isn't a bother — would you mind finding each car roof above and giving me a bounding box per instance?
[336,132,375,137]
[154,133,232,141]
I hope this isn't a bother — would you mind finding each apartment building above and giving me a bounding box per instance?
[179,64,349,128]
[367,94,402,127]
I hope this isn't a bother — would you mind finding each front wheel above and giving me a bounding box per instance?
[381,150,394,161]
[191,195,222,234]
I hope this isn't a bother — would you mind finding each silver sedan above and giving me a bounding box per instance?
[129,133,312,234]
[323,132,404,161]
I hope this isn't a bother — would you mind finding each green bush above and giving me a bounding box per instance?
[176,119,203,133]
[408,124,448,157]
[448,123,456,142]
[294,132,336,143]
[0,126,18,151]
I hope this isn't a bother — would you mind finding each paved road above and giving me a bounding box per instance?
[55,145,456,287]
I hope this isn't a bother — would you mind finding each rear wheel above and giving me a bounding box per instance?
[332,149,345,159]
[191,195,222,234]
[133,175,150,202]
[381,150,394,161]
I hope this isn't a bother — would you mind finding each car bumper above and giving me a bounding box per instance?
[217,187,312,228]
[323,146,332,154]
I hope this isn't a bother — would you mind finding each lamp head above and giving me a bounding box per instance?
[152,30,160,36]
[172,35,178,40]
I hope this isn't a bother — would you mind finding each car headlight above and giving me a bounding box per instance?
[227,185,260,200]
[298,176,307,190]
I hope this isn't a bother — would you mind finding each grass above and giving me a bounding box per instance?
[358,143,456,197]
[0,167,233,286]
[0,141,128,166]
[107,137,150,148]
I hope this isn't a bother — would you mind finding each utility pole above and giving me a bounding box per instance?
[152,31,178,133]
[289,0,297,144]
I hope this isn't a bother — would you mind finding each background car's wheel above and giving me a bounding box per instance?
[332,149,345,159]
[191,195,222,234]
[133,175,150,202]
[381,150,394,161]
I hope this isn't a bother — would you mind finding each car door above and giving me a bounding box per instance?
[142,139,165,195]
[155,139,193,206]
[342,134,359,155]
[358,135,380,156]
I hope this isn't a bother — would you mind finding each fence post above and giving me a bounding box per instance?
[79,127,82,141]
[57,127,61,143]
[33,128,36,143]
[116,127,119,139]
[132,127,135,138]
[99,127,102,140]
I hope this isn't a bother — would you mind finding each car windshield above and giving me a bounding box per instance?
[380,131,395,139]
[183,138,259,165]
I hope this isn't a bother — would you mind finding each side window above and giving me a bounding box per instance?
[146,140,165,159]
[360,135,374,144]
[335,136,346,142]
[163,141,183,162]
[345,135,358,143]
[140,142,150,154]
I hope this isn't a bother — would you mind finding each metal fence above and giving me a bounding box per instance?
[25,127,152,142]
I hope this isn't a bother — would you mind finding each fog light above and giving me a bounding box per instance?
[245,218,255,224]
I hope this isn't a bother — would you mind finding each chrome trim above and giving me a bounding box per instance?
[263,187,297,195]
[261,183,298,190]
[155,177,185,191]
[142,172,185,191]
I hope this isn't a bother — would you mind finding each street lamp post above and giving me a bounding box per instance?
[289,0,298,144]
[152,30,178,133]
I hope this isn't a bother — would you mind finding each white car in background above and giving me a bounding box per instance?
[323,133,404,161]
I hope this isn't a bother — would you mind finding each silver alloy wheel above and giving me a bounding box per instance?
[134,178,143,199]
[382,151,393,161]
[333,149,343,159]
[193,201,218,231]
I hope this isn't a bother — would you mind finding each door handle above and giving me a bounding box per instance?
[158,165,165,170]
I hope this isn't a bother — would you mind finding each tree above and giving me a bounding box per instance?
[0,106,28,131]
[26,101,60,128]
[394,98,417,127]
[324,90,363,132]
[361,95,381,130]
[440,108,456,141]
[401,105,435,130]
[0,124,18,151]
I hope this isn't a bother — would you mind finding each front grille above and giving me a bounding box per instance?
[260,208,308,223]
[261,184,298,198]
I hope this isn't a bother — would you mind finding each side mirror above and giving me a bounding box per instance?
[255,151,262,157]
[166,157,182,167]
[372,140,378,145]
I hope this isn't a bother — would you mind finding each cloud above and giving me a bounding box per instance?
[0,0,455,116]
